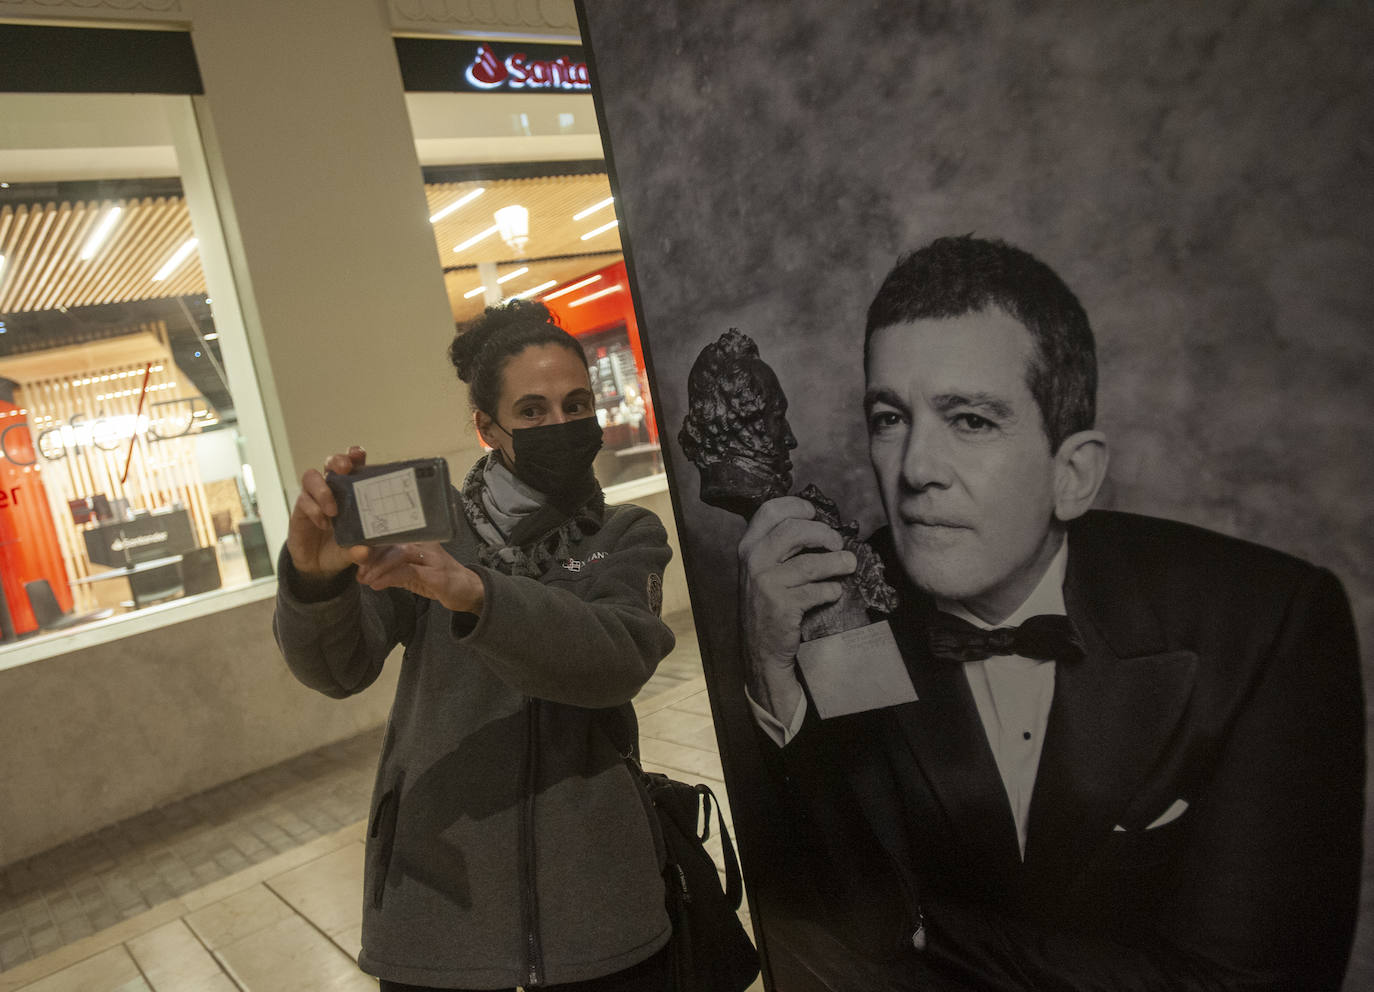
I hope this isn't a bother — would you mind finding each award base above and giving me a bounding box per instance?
[795,620,917,719]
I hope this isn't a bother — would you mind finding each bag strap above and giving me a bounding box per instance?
[596,706,746,910]
[695,782,745,911]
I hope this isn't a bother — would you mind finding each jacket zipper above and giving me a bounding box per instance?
[519,696,544,987]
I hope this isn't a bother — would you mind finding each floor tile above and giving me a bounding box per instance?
[183,886,293,954]
[264,844,364,942]
[638,707,721,752]
[673,689,716,718]
[0,939,29,971]
[125,920,228,991]
[17,945,142,992]
[634,677,710,717]
[213,914,374,992]
[328,925,363,964]
[639,737,726,782]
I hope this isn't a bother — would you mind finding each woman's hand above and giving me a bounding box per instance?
[287,445,366,578]
[351,542,486,615]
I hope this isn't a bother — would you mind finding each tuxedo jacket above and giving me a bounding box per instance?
[781,510,1364,992]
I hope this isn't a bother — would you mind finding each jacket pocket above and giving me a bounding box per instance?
[367,772,404,909]
[1089,813,1189,874]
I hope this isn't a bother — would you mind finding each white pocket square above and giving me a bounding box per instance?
[1112,798,1189,832]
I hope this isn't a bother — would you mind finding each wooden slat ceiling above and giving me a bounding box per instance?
[0,173,622,327]
[428,172,623,324]
[0,197,202,314]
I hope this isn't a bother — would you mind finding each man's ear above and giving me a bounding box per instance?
[1052,430,1108,522]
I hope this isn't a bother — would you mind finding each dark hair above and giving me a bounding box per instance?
[449,299,588,415]
[864,235,1096,451]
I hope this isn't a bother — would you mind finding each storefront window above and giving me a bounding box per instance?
[401,39,665,489]
[0,92,275,646]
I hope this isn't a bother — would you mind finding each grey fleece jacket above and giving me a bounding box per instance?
[272,499,676,988]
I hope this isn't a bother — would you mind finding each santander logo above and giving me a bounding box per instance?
[463,43,590,92]
[465,44,506,88]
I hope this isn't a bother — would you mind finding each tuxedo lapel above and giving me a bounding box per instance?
[880,602,1024,880]
[1020,526,1198,891]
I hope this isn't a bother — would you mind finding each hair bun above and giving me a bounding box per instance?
[450,320,498,383]
[448,299,583,414]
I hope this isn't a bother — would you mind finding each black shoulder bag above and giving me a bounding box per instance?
[600,706,761,992]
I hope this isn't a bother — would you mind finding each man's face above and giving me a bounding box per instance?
[865,310,1061,623]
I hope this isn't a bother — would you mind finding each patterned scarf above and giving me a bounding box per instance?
[457,453,605,577]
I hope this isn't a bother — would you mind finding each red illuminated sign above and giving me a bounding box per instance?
[463,43,590,92]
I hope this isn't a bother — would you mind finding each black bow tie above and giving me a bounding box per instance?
[927,612,1085,664]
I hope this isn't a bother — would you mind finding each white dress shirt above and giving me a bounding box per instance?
[749,540,1070,859]
[938,541,1067,858]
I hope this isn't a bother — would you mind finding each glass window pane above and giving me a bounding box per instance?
[0,93,272,645]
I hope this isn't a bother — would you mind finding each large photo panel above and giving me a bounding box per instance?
[580,2,1373,990]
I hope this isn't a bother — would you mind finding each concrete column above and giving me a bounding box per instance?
[185,0,478,506]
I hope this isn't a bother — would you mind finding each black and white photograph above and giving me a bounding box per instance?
[580,2,1374,989]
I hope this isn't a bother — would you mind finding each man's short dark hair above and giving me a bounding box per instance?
[865,235,1096,452]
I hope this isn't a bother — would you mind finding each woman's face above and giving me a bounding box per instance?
[477,343,595,465]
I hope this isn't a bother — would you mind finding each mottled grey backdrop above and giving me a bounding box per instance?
[581,0,1374,985]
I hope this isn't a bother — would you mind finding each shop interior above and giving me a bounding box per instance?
[0,94,661,645]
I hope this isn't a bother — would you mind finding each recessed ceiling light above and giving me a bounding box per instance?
[463,286,487,299]
[543,274,602,301]
[203,332,219,341]
[430,187,485,224]
[495,266,529,285]
[579,219,619,241]
[573,196,614,221]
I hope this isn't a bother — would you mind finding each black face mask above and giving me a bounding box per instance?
[494,416,604,495]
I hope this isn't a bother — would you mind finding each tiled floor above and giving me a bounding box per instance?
[0,610,763,991]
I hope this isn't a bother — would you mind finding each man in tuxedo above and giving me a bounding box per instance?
[740,235,1364,990]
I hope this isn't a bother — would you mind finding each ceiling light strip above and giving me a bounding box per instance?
[511,280,558,300]
[542,274,602,301]
[579,219,619,241]
[429,187,485,224]
[495,266,529,285]
[463,285,487,299]
[153,238,199,282]
[568,285,623,308]
[572,196,614,221]
[454,225,499,253]
[79,205,122,260]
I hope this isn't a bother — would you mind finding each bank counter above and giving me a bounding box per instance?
[0,503,278,644]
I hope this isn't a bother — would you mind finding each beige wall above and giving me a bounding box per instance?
[0,596,401,866]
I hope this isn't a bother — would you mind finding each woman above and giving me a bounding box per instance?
[273,300,674,991]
